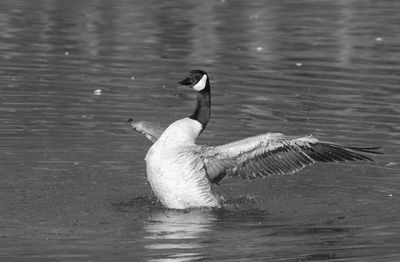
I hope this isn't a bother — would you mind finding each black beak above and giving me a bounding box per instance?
[178,77,191,86]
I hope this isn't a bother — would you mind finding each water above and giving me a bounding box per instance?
[1,0,399,261]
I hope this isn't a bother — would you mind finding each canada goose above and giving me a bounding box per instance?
[128,70,381,209]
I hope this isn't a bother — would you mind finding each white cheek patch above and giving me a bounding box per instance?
[193,74,207,91]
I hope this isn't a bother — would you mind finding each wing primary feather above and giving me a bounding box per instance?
[269,156,286,175]
[282,153,301,172]
[201,134,380,183]
[321,144,373,161]
[300,145,335,162]
[280,147,308,171]
[262,156,281,175]
[286,150,310,168]
[256,157,274,176]
[346,146,382,155]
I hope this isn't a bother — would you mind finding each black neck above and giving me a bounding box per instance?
[189,79,211,133]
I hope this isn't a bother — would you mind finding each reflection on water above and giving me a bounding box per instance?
[144,209,216,262]
[141,206,393,262]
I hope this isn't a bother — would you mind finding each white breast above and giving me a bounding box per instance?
[145,118,220,209]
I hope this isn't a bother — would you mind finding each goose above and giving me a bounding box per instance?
[128,69,381,209]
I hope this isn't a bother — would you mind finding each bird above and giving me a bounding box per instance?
[128,69,381,209]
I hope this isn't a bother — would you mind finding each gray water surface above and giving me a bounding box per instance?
[1,0,399,261]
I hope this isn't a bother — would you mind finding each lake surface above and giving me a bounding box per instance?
[1,0,399,261]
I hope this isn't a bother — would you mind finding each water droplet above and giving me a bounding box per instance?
[93,89,102,95]
[249,14,259,19]
[131,76,135,80]
[296,62,302,66]
[65,51,70,55]
[375,37,383,42]
[256,46,263,51]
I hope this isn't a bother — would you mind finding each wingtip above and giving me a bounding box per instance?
[126,118,142,131]
[346,146,383,156]
[126,118,135,127]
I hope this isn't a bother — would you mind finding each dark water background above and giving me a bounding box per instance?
[1,0,399,261]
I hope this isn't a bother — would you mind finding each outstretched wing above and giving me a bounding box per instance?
[128,119,165,143]
[200,133,381,184]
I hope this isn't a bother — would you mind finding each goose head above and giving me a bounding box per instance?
[178,69,209,91]
[178,69,211,133]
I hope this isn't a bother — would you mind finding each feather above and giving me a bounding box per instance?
[127,120,165,143]
[201,134,381,183]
